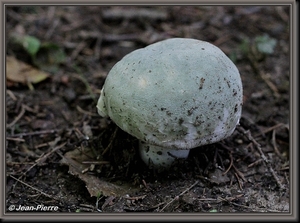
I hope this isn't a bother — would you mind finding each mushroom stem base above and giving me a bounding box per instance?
[139,141,190,169]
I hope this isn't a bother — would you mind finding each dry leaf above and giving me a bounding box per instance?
[61,147,136,197]
[68,164,128,197]
[6,56,50,86]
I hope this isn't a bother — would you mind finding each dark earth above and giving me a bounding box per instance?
[5,5,292,220]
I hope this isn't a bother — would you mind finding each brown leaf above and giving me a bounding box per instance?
[69,164,127,197]
[6,56,50,85]
[60,147,135,197]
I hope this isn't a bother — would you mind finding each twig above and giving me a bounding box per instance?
[151,202,166,211]
[234,172,243,190]
[254,123,286,137]
[237,126,284,190]
[72,74,97,102]
[142,179,150,191]
[271,129,285,159]
[35,142,66,164]
[248,158,263,168]
[247,52,280,98]
[7,104,26,128]
[221,147,245,188]
[232,164,246,182]
[7,161,35,166]
[101,127,118,156]
[259,72,280,98]
[275,6,289,22]
[7,89,17,101]
[9,175,59,200]
[17,142,66,180]
[6,137,25,142]
[123,194,147,201]
[223,152,233,175]
[159,181,199,212]
[70,41,87,60]
[76,105,99,117]
[8,129,58,138]
[81,160,110,165]
[102,8,168,20]
[79,204,95,212]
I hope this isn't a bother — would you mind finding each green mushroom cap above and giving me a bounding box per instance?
[97,38,243,168]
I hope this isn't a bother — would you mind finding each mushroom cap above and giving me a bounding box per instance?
[97,38,243,150]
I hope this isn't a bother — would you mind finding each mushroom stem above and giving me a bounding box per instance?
[139,141,190,169]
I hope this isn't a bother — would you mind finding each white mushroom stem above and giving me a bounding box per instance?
[139,141,190,169]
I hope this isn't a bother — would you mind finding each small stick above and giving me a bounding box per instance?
[101,127,118,156]
[247,55,280,98]
[76,105,99,117]
[7,104,26,128]
[159,181,199,212]
[7,89,17,101]
[234,172,243,190]
[248,158,263,168]
[81,161,110,165]
[223,152,233,175]
[254,123,285,137]
[17,142,66,180]
[232,164,246,182]
[142,179,150,190]
[123,194,147,201]
[271,129,284,159]
[9,175,59,200]
[35,142,66,164]
[259,72,280,98]
[6,137,25,142]
[237,126,284,190]
[8,129,58,138]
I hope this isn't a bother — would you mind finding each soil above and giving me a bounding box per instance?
[5,5,290,218]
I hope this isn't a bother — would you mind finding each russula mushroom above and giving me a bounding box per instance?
[97,38,243,170]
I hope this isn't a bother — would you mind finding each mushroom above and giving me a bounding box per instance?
[97,38,243,170]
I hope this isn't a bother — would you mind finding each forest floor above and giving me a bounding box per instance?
[5,5,291,220]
